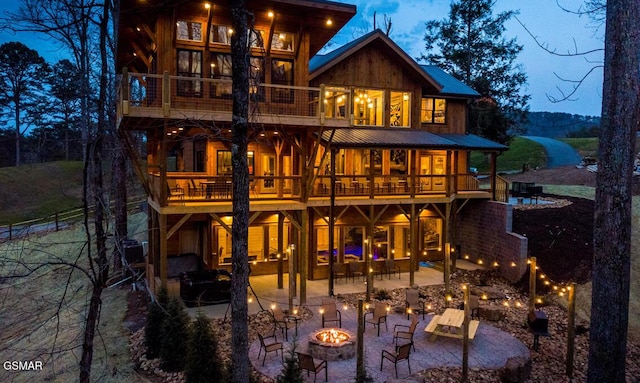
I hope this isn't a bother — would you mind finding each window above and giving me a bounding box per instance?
[177,20,203,42]
[390,92,411,127]
[324,88,348,118]
[421,98,447,124]
[353,88,384,126]
[271,32,294,52]
[210,53,232,98]
[177,50,202,96]
[250,57,265,99]
[389,150,407,176]
[249,29,265,48]
[217,150,255,175]
[271,59,293,103]
[210,24,232,44]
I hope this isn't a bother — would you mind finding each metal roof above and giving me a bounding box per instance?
[319,128,506,151]
[420,66,480,97]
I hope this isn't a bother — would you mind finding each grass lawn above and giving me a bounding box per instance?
[471,136,547,173]
[560,137,598,160]
[0,161,84,225]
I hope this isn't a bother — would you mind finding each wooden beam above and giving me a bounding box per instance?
[167,214,192,240]
[281,210,302,231]
[209,213,232,234]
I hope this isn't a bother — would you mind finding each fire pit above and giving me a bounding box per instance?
[308,328,356,361]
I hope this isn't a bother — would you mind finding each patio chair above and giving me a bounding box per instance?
[393,312,419,351]
[321,298,342,328]
[405,288,426,320]
[380,342,412,378]
[188,179,204,197]
[384,259,401,279]
[257,332,283,366]
[297,352,328,382]
[333,262,347,283]
[271,305,298,340]
[364,302,389,336]
[348,261,363,282]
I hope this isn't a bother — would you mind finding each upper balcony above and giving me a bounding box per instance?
[117,71,353,129]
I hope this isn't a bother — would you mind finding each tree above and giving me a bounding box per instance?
[229,1,251,382]
[48,59,83,161]
[159,297,190,372]
[588,0,639,381]
[276,340,303,383]
[0,41,50,166]
[421,0,529,144]
[185,312,224,383]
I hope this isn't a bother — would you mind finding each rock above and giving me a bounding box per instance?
[479,307,504,321]
[500,356,531,383]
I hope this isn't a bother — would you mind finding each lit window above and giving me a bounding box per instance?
[353,88,384,126]
[210,24,233,44]
[271,31,294,52]
[177,49,202,97]
[177,20,203,42]
[390,92,411,127]
[421,98,447,124]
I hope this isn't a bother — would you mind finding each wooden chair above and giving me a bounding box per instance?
[393,312,419,351]
[271,305,298,340]
[257,332,283,366]
[384,259,401,279]
[296,352,328,382]
[320,298,341,328]
[166,181,184,201]
[364,302,389,336]
[188,179,204,197]
[348,261,363,282]
[380,342,412,378]
[405,288,426,320]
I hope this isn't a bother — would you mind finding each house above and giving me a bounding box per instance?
[116,0,528,302]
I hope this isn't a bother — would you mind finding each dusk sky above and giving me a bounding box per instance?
[0,0,604,117]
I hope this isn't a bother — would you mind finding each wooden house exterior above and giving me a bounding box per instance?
[116,0,526,302]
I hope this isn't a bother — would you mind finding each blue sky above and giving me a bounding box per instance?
[0,0,603,116]
[329,0,604,117]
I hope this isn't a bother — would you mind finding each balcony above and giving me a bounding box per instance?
[117,71,352,129]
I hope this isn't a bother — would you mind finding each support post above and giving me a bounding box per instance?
[529,257,536,316]
[444,243,451,307]
[357,299,365,380]
[566,282,576,379]
[365,236,372,302]
[462,283,470,382]
[288,244,295,311]
[277,214,284,289]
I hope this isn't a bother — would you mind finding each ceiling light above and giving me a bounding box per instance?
[268,11,274,18]
[326,19,333,26]
[204,3,210,10]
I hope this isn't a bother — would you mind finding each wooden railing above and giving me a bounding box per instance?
[117,70,352,127]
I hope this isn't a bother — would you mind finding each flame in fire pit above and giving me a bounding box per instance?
[316,329,350,344]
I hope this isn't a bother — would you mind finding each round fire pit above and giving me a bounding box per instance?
[308,328,356,361]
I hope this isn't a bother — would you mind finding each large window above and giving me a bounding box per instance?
[271,31,294,52]
[177,50,202,96]
[210,24,232,44]
[421,98,447,124]
[177,20,203,42]
[353,88,384,126]
[390,92,411,127]
[217,150,254,175]
[271,59,293,103]
[210,53,232,98]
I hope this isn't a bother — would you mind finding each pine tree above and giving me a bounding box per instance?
[185,312,224,383]
[276,339,303,383]
[145,287,168,359]
[421,0,529,144]
[159,296,190,371]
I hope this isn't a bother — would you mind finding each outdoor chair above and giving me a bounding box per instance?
[297,352,328,382]
[166,181,184,202]
[393,312,419,351]
[405,288,426,320]
[271,305,298,341]
[321,298,342,328]
[380,342,412,378]
[333,262,347,283]
[384,259,401,279]
[188,179,204,197]
[348,261,363,282]
[257,332,283,366]
[364,302,389,336]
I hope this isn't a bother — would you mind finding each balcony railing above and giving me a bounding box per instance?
[118,70,352,127]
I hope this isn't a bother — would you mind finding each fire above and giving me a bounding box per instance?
[316,329,349,344]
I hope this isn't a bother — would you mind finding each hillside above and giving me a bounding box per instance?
[521,111,600,138]
[0,161,85,225]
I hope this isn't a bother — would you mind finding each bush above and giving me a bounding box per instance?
[374,288,391,301]
[159,296,190,371]
[145,287,168,359]
[185,311,224,383]
[276,339,303,383]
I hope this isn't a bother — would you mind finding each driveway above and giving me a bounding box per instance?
[522,136,583,168]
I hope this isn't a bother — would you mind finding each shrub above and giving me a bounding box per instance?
[159,296,190,371]
[276,339,303,383]
[374,288,391,301]
[145,287,168,359]
[185,311,223,383]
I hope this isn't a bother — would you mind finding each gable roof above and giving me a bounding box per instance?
[309,29,443,92]
[420,66,480,97]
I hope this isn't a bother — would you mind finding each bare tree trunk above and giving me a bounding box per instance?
[587,0,640,381]
[113,138,127,271]
[229,1,250,382]
[79,0,111,380]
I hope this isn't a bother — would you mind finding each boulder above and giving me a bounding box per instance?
[500,356,532,383]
